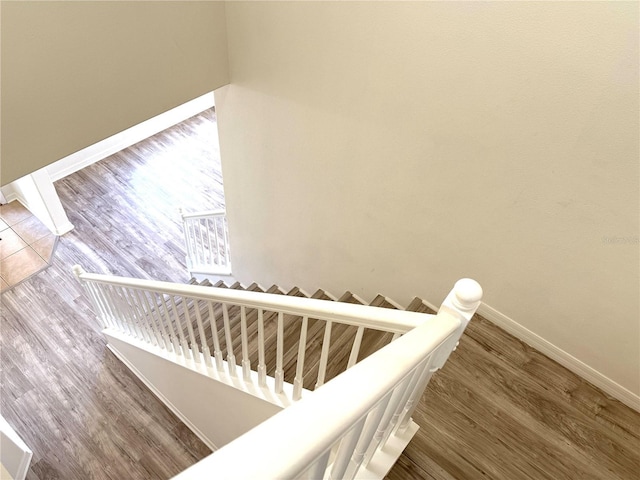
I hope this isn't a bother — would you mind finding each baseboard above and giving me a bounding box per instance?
[0,186,17,203]
[476,302,640,412]
[47,92,215,182]
[9,195,74,236]
[106,344,219,453]
[1,186,74,236]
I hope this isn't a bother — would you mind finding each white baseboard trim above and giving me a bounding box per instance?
[476,302,640,412]
[106,343,219,453]
[6,193,74,236]
[1,179,74,236]
[1,186,17,203]
[47,92,215,182]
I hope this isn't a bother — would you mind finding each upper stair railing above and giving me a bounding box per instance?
[180,209,231,276]
[173,281,479,480]
[73,267,458,404]
[73,266,482,478]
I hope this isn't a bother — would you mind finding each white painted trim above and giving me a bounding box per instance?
[0,186,18,204]
[1,172,74,236]
[355,421,419,480]
[189,267,233,277]
[106,344,219,452]
[0,414,33,480]
[476,302,640,412]
[46,92,215,182]
[190,272,238,285]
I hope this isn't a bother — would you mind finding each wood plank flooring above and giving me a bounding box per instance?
[0,110,221,479]
[1,107,639,479]
[387,311,640,480]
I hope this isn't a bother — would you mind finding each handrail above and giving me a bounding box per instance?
[75,266,482,479]
[172,310,463,480]
[73,269,428,333]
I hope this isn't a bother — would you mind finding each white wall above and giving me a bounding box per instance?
[216,2,639,402]
[107,332,282,451]
[1,1,228,185]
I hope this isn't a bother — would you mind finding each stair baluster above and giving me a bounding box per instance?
[73,266,481,480]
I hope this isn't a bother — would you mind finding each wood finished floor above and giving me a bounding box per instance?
[1,108,638,479]
[0,110,221,480]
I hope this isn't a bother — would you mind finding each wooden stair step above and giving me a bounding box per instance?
[406,297,437,315]
[307,291,363,385]
[357,294,398,362]
[247,282,265,293]
[227,283,266,361]
[266,285,286,295]
[311,289,337,301]
[177,279,433,393]
[286,286,308,298]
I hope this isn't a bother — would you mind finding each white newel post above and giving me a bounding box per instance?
[396,278,483,433]
[440,278,483,327]
[430,278,482,370]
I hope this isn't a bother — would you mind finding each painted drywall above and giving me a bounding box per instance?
[0,414,32,480]
[216,2,639,397]
[0,1,229,185]
[107,333,282,450]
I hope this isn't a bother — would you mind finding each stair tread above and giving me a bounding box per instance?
[406,297,436,314]
[266,285,286,295]
[286,287,308,298]
[167,281,433,392]
[311,289,336,301]
[337,291,365,305]
[247,282,265,293]
[369,294,401,310]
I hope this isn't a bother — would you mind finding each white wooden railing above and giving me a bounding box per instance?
[180,209,231,276]
[73,266,481,478]
[173,293,470,480]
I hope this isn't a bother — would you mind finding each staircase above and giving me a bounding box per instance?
[73,209,483,479]
[176,277,436,394]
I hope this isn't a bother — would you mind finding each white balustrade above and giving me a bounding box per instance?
[73,265,482,479]
[180,209,231,276]
[172,279,481,480]
[73,266,431,402]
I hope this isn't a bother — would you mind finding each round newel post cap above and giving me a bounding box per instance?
[72,264,86,277]
[452,278,483,311]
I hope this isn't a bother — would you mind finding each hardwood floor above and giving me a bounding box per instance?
[0,110,220,479]
[1,107,638,479]
[387,310,640,480]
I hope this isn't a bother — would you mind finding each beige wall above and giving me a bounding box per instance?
[1,1,229,184]
[217,2,639,395]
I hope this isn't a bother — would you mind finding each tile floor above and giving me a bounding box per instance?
[0,201,57,291]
